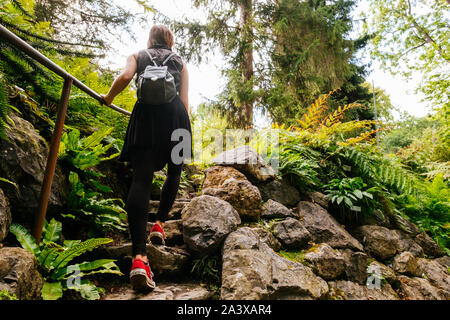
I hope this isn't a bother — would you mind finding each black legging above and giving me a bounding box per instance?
[125,148,182,256]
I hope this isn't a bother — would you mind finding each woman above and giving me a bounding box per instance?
[101,25,192,291]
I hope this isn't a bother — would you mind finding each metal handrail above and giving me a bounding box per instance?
[0,24,131,116]
[0,24,132,243]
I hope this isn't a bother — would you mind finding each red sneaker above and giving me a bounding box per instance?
[149,223,166,245]
[129,258,155,291]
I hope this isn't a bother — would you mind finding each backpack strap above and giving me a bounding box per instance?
[162,52,176,66]
[145,49,158,66]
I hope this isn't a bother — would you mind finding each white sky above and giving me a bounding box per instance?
[106,0,432,121]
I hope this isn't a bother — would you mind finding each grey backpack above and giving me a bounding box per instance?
[137,50,177,105]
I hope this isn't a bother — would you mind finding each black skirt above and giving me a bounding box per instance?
[118,95,192,171]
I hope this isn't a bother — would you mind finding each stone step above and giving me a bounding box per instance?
[148,219,183,246]
[102,282,215,300]
[100,242,191,278]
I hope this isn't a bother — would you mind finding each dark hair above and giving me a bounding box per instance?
[148,25,175,48]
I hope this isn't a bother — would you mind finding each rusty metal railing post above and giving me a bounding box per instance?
[33,78,73,244]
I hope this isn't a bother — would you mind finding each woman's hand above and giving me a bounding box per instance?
[100,94,113,106]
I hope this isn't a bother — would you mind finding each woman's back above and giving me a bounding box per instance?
[135,44,184,93]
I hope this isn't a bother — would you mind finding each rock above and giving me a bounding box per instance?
[202,166,247,190]
[257,179,300,207]
[148,220,183,246]
[306,191,329,210]
[367,261,397,284]
[251,226,281,252]
[261,199,296,219]
[354,225,398,261]
[392,230,424,257]
[328,280,399,300]
[220,227,328,300]
[359,210,394,229]
[103,282,214,300]
[272,218,312,249]
[393,252,420,276]
[184,163,204,190]
[0,247,43,299]
[414,232,444,258]
[0,112,69,224]
[396,275,450,300]
[434,256,450,269]
[181,195,241,255]
[339,249,369,284]
[416,258,450,292]
[202,178,262,221]
[211,145,275,183]
[102,243,190,277]
[0,189,11,242]
[148,200,189,221]
[304,244,346,280]
[297,201,363,251]
[146,244,190,276]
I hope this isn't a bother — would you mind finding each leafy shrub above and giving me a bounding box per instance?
[9,220,122,300]
[0,290,18,300]
[191,254,221,286]
[64,172,127,233]
[324,177,378,225]
[58,127,119,170]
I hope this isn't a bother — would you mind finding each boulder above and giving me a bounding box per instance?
[261,199,296,219]
[304,243,346,280]
[0,247,43,299]
[257,179,300,207]
[396,275,450,300]
[251,226,281,252]
[0,112,69,224]
[414,232,444,258]
[338,249,369,284]
[392,252,420,276]
[434,256,450,269]
[367,260,397,284]
[297,201,363,251]
[202,166,247,190]
[328,280,399,300]
[272,218,312,249]
[0,189,11,242]
[220,227,329,300]
[392,230,424,257]
[211,145,275,183]
[416,258,450,292]
[359,210,393,229]
[181,195,241,255]
[202,178,262,221]
[306,191,329,210]
[354,225,398,261]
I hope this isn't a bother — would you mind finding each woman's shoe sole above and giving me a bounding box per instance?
[130,268,156,291]
[150,232,165,246]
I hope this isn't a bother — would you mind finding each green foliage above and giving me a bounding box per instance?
[58,127,119,170]
[0,290,18,300]
[191,254,221,286]
[64,171,127,233]
[324,177,378,225]
[0,71,12,140]
[397,174,450,254]
[9,220,122,300]
[364,0,449,109]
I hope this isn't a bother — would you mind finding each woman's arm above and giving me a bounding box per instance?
[101,54,137,106]
[179,62,190,118]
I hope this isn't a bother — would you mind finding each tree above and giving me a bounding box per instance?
[364,0,449,109]
[262,0,373,125]
[161,0,268,128]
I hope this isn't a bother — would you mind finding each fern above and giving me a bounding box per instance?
[51,238,112,270]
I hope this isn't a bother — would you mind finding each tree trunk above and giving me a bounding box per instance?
[239,0,254,128]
